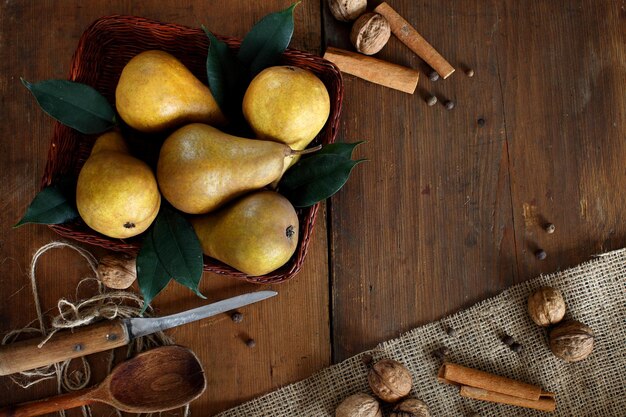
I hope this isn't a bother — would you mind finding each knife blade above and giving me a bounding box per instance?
[0,290,277,376]
[127,290,277,338]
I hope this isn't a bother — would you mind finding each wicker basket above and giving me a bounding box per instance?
[41,15,343,284]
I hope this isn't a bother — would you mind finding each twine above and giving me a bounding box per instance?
[1,241,190,417]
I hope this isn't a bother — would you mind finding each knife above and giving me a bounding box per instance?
[0,290,277,376]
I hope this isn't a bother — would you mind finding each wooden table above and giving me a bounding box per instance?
[1,1,623,415]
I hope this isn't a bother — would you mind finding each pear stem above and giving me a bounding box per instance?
[290,144,322,156]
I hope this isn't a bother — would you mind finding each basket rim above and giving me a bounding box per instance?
[74,14,345,74]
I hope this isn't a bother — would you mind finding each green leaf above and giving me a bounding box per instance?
[136,205,206,310]
[202,26,248,121]
[202,25,233,110]
[317,141,365,159]
[280,154,366,207]
[238,3,299,76]
[15,183,79,227]
[21,78,115,135]
[151,205,205,298]
[137,229,172,313]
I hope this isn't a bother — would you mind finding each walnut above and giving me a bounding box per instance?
[328,0,367,22]
[335,393,382,417]
[390,398,431,417]
[527,287,566,326]
[549,320,594,362]
[350,13,391,55]
[97,253,137,289]
[368,359,412,403]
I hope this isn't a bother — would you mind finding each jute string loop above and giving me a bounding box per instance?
[1,241,190,416]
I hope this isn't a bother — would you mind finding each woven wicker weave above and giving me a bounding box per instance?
[41,15,343,284]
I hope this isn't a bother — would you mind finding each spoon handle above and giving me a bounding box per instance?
[0,388,94,417]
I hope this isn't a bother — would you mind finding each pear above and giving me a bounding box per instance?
[89,130,130,154]
[115,50,226,133]
[243,66,330,174]
[157,123,300,214]
[76,131,161,238]
[191,191,299,276]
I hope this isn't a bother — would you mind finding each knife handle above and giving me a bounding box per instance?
[0,320,129,376]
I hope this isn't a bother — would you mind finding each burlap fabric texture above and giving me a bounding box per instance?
[217,249,626,416]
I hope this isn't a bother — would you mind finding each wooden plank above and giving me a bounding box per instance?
[0,1,329,415]
[496,0,626,278]
[324,0,514,361]
[326,0,625,363]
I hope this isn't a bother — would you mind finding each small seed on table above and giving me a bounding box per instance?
[429,71,439,81]
[446,326,457,337]
[445,100,455,110]
[501,334,515,346]
[477,118,486,127]
[466,68,475,77]
[544,223,556,234]
[246,338,256,348]
[426,95,438,106]
[535,249,547,260]
[231,312,243,323]
[433,346,449,360]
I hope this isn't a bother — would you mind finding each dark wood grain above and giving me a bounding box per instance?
[325,0,625,361]
[326,0,515,361]
[497,1,626,278]
[0,1,329,416]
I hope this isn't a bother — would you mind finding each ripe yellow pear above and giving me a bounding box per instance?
[76,131,161,238]
[115,50,226,132]
[157,123,297,214]
[191,191,299,276]
[242,66,330,174]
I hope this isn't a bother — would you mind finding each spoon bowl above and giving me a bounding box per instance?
[0,345,206,417]
[102,345,206,412]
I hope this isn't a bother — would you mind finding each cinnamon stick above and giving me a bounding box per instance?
[438,363,556,412]
[461,386,556,413]
[374,2,455,79]
[438,363,548,400]
[323,47,419,94]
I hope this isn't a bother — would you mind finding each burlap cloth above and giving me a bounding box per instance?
[217,249,626,417]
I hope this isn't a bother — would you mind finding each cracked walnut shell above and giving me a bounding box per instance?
[549,320,594,362]
[328,0,367,22]
[368,359,413,403]
[335,393,382,417]
[390,398,431,417]
[350,13,391,55]
[528,287,566,326]
[97,253,137,289]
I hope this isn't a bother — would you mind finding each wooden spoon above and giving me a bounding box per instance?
[0,345,206,417]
